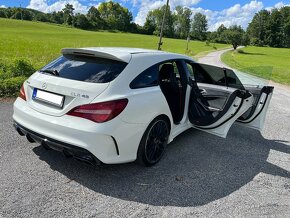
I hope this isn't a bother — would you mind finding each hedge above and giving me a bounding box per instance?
[0,76,27,97]
[0,59,35,97]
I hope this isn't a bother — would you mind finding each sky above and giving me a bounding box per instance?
[0,0,289,31]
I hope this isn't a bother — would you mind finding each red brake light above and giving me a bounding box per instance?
[19,83,26,101]
[67,99,128,123]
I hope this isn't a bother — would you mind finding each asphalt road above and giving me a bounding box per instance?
[1,50,290,217]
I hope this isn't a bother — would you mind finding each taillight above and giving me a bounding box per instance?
[19,83,26,101]
[67,99,128,123]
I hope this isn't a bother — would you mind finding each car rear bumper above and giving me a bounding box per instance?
[14,121,101,165]
[13,98,147,164]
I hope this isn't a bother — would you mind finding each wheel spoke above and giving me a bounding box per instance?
[145,120,169,163]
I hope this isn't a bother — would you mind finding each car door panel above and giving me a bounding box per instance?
[192,93,253,138]
[185,62,272,138]
[188,81,254,138]
[237,86,274,130]
[197,83,232,111]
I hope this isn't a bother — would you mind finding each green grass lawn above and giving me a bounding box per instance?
[222,46,290,85]
[0,18,229,69]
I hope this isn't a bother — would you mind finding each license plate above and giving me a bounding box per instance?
[32,88,64,108]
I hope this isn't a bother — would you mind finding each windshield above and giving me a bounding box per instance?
[39,55,127,83]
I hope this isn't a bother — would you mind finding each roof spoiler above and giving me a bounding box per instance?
[61,48,131,63]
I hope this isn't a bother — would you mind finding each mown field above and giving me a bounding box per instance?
[222,47,290,85]
[0,18,230,97]
[0,18,229,69]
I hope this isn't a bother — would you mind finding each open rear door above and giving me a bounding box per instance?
[234,67,274,131]
[186,63,253,138]
[188,80,253,138]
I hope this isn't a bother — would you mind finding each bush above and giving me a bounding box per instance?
[0,59,36,97]
[0,76,27,97]
[10,59,36,77]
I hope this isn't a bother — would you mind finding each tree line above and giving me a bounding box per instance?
[0,1,289,48]
[144,5,290,48]
[0,2,138,32]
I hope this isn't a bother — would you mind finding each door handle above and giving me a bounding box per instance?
[199,89,207,94]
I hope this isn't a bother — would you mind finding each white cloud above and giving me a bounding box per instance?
[266,1,290,11]
[25,0,290,30]
[134,0,201,25]
[88,2,101,8]
[190,0,264,31]
[275,1,286,8]
[134,1,164,25]
[27,0,88,14]
[133,0,265,30]
[0,5,6,8]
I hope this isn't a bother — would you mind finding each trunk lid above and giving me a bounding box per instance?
[24,49,129,117]
[26,73,109,116]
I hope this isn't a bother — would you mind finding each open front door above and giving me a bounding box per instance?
[234,67,274,131]
[186,63,253,138]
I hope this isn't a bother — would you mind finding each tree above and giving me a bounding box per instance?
[98,1,132,31]
[217,24,226,34]
[209,24,228,43]
[62,4,74,25]
[224,25,244,50]
[143,17,156,35]
[242,32,251,47]
[144,5,174,38]
[49,11,64,24]
[34,13,48,22]
[87,6,104,29]
[75,14,90,29]
[267,9,283,47]
[10,7,34,21]
[191,13,208,41]
[174,6,192,39]
[247,10,270,46]
[247,6,290,48]
[0,9,8,18]
[280,6,290,47]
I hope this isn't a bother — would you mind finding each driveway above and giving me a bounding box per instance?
[0,49,289,217]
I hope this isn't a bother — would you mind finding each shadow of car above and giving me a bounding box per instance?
[32,124,290,207]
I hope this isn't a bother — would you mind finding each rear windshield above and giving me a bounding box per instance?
[39,55,127,83]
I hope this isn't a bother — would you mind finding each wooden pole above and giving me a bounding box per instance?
[157,0,170,50]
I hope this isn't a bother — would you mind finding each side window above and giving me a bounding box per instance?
[199,64,226,84]
[186,62,212,83]
[172,62,181,78]
[159,61,183,80]
[186,62,244,89]
[186,63,194,78]
[130,65,159,89]
[198,64,244,89]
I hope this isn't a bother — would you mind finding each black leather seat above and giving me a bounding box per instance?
[159,64,181,123]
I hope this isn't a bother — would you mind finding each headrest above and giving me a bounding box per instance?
[159,64,174,81]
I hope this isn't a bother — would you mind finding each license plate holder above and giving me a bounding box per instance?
[32,88,65,108]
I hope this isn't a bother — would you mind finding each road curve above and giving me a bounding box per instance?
[198,48,233,68]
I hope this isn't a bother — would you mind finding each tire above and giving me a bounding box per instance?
[137,117,170,167]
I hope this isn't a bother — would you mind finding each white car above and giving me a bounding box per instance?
[13,47,274,166]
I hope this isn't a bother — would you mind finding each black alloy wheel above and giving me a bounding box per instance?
[137,117,170,166]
